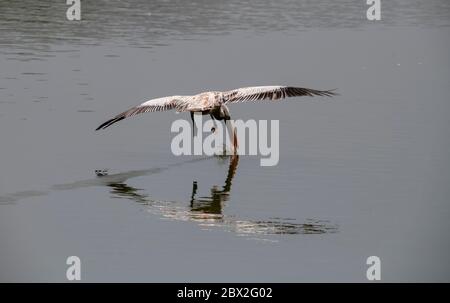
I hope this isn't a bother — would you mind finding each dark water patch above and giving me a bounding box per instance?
[0,190,48,205]
[21,72,47,76]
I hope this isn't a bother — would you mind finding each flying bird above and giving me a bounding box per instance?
[96,85,337,153]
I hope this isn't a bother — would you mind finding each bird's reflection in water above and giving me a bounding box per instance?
[108,182,149,204]
[102,156,338,237]
[189,154,238,219]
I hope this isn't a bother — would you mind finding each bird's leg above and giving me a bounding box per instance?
[232,124,238,154]
[190,112,196,137]
[209,114,217,133]
[225,119,238,155]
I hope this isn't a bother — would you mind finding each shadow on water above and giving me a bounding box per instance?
[101,155,338,237]
[0,156,338,237]
[0,157,208,204]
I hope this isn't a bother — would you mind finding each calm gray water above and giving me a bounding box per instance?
[0,0,449,282]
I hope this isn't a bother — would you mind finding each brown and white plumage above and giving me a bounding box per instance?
[96,85,336,131]
[223,86,336,103]
[96,95,192,130]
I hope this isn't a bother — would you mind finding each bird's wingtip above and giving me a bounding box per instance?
[95,120,111,131]
[327,88,339,96]
[95,116,125,131]
[95,121,108,131]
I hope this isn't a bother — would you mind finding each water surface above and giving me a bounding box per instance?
[0,0,449,282]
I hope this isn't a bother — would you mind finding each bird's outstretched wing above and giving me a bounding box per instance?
[96,95,192,130]
[223,86,337,104]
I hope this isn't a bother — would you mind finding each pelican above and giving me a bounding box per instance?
[96,85,337,152]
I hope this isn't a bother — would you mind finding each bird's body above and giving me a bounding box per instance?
[96,85,337,152]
